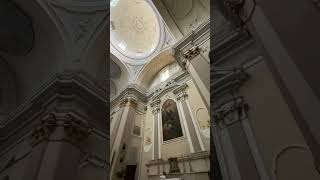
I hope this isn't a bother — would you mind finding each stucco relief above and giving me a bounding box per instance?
[144,128,152,152]
[196,108,210,138]
[46,1,107,62]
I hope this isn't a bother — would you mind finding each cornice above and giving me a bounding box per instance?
[147,71,190,99]
[0,71,108,149]
[209,27,253,65]
[211,68,249,99]
[111,85,148,108]
[172,19,210,67]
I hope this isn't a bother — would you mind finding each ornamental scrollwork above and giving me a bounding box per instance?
[31,113,90,146]
[213,96,249,127]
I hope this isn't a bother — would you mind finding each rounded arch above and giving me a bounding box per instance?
[272,145,320,180]
[81,22,108,89]
[2,0,67,104]
[110,53,130,98]
[136,48,175,89]
[110,53,130,81]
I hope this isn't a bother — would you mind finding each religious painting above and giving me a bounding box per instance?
[161,99,183,141]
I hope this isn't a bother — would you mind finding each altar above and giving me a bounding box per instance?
[160,175,183,180]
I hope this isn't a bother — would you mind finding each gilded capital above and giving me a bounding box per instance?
[173,83,188,102]
[150,99,161,114]
[176,91,188,101]
[119,97,138,109]
[183,46,201,61]
[31,113,90,146]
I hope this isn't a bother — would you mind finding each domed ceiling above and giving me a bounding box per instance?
[110,0,161,61]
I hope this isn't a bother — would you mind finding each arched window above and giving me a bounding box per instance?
[149,63,181,89]
[161,99,183,141]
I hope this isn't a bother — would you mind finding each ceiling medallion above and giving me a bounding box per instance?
[133,16,145,33]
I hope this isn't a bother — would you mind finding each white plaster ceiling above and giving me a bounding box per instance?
[110,0,162,63]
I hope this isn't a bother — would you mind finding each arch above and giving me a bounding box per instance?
[110,80,117,99]
[161,99,183,142]
[110,53,130,97]
[110,53,130,81]
[81,24,108,89]
[2,0,67,104]
[272,145,320,180]
[136,48,175,89]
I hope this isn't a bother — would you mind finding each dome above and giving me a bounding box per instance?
[110,0,161,60]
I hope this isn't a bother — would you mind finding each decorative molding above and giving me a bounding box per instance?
[147,71,190,99]
[271,145,317,179]
[0,71,108,154]
[45,0,108,62]
[183,46,201,62]
[31,113,91,147]
[150,99,161,114]
[173,84,188,96]
[211,68,249,98]
[109,0,167,65]
[146,151,210,176]
[212,96,249,127]
[111,85,147,107]
[172,19,210,69]
[209,27,253,65]
[119,97,138,109]
[80,152,108,169]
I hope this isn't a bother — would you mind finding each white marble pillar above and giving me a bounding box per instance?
[150,99,161,160]
[174,85,205,153]
[181,46,210,110]
[110,97,137,179]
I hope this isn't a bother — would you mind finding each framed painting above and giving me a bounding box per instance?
[161,99,183,141]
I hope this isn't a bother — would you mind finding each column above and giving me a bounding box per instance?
[181,46,210,110]
[150,98,161,160]
[213,97,269,180]
[110,105,125,149]
[23,113,90,180]
[110,97,137,179]
[174,85,205,153]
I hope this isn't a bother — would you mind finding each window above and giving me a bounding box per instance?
[161,99,183,141]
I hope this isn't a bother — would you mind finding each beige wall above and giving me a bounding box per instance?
[137,78,210,180]
[238,60,320,180]
[212,58,320,180]
[153,0,209,40]
[186,79,210,151]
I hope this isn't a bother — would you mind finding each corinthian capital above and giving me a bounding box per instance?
[150,99,161,114]
[119,97,138,109]
[183,46,201,60]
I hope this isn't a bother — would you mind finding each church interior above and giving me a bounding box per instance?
[110,0,210,179]
[0,0,319,180]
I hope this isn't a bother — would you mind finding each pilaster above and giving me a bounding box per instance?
[173,21,210,109]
